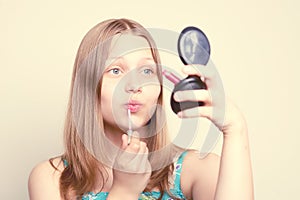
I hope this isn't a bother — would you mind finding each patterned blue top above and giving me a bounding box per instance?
[63,151,188,200]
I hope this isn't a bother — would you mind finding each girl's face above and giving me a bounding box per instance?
[101,34,161,133]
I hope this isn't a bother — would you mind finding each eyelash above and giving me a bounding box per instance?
[107,66,123,76]
[142,68,155,75]
[109,68,122,75]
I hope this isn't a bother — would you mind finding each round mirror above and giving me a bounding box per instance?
[178,26,210,65]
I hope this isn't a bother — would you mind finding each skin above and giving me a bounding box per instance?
[176,65,254,200]
[101,34,161,145]
[28,35,254,200]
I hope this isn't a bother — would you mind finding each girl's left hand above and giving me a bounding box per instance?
[174,64,246,136]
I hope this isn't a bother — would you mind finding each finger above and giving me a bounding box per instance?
[174,89,211,105]
[182,65,223,90]
[182,64,214,80]
[127,142,140,153]
[177,106,213,119]
[177,106,225,130]
[120,134,139,158]
[121,134,128,150]
[138,141,148,154]
[126,131,141,152]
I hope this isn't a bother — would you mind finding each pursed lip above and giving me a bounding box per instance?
[125,100,142,112]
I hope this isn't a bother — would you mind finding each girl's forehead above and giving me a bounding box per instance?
[108,34,151,58]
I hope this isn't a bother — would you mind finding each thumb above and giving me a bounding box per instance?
[121,134,128,150]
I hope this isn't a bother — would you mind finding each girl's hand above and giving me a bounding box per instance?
[174,64,246,136]
[174,65,254,200]
[110,133,151,198]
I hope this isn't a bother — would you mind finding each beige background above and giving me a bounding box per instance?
[1,0,299,199]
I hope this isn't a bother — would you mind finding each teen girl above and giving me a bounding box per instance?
[28,18,254,200]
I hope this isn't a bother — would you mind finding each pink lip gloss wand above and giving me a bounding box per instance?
[127,108,133,145]
[162,69,181,85]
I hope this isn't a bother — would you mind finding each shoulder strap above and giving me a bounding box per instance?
[173,151,188,191]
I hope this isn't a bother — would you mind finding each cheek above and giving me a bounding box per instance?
[100,92,112,120]
[147,84,161,101]
[100,82,114,118]
[101,84,112,107]
[100,79,127,124]
[101,77,120,106]
[143,85,161,117]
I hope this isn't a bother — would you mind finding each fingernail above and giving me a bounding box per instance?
[177,111,183,118]
[174,93,179,101]
[174,92,181,101]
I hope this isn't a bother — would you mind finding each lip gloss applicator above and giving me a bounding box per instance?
[162,69,181,85]
[127,108,133,145]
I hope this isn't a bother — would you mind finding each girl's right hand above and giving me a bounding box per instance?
[109,133,151,198]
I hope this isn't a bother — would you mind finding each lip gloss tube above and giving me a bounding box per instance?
[162,69,181,85]
[127,109,132,145]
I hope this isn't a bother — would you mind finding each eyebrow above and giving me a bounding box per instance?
[105,56,155,66]
[105,57,123,67]
[106,56,122,62]
[140,57,155,62]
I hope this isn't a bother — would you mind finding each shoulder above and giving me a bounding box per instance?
[183,150,220,172]
[180,150,220,200]
[28,157,64,200]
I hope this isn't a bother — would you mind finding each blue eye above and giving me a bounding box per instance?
[109,68,121,75]
[142,68,154,75]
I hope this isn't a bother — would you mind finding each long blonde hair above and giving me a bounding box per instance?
[51,18,182,199]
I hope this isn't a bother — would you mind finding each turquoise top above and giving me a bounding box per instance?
[63,151,188,200]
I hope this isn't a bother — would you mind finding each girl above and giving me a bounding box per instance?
[28,18,254,200]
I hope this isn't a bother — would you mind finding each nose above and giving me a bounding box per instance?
[125,73,142,94]
[125,82,142,93]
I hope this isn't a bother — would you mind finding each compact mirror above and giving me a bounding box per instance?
[178,26,210,65]
[170,26,211,114]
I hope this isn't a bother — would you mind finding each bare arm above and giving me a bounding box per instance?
[177,64,254,200]
[183,121,253,200]
[214,112,254,200]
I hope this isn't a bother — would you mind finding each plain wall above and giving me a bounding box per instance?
[1,0,299,199]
